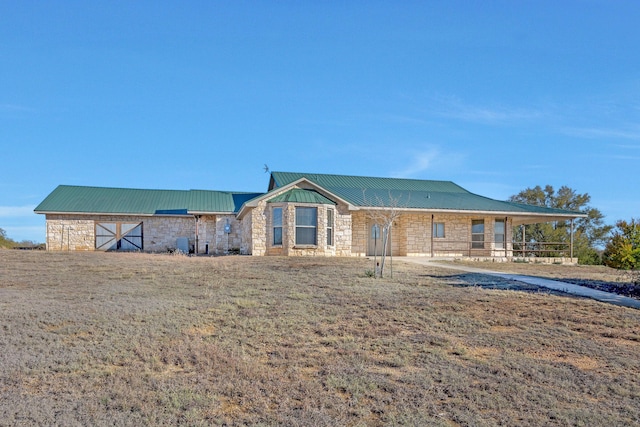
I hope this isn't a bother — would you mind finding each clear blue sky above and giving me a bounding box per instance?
[2,1,639,243]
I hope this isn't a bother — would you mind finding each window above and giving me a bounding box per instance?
[433,222,445,238]
[273,207,282,245]
[495,219,505,249]
[296,207,317,245]
[327,208,334,246]
[471,219,484,249]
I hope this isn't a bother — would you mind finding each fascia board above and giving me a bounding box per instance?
[358,206,587,218]
[36,210,192,217]
[188,210,234,216]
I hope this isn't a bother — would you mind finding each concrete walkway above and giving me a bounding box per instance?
[396,257,640,310]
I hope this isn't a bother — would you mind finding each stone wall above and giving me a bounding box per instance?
[46,209,516,258]
[210,215,242,254]
[45,214,243,254]
[240,213,253,255]
[350,212,514,257]
[45,216,95,251]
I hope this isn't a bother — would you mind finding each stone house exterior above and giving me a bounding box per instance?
[35,171,585,259]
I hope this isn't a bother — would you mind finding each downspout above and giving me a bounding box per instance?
[194,215,200,254]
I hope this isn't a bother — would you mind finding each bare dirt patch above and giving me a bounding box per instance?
[1,251,640,426]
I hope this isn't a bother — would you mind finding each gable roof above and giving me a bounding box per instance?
[34,185,263,215]
[267,188,337,205]
[268,171,586,223]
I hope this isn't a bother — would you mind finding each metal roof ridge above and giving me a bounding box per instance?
[270,170,458,185]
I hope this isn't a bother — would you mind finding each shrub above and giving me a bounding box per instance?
[603,219,640,270]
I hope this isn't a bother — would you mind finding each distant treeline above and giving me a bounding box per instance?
[0,228,45,250]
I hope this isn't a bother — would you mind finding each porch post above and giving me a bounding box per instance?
[504,216,508,257]
[570,218,574,259]
[521,225,525,258]
[430,214,434,257]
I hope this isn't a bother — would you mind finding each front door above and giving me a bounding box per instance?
[367,223,391,256]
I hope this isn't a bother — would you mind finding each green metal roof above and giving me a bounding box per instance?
[35,172,586,221]
[34,185,263,215]
[268,171,583,216]
[267,188,336,205]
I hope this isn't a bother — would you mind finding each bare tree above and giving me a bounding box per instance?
[362,190,407,278]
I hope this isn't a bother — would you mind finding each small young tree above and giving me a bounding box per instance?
[363,191,407,278]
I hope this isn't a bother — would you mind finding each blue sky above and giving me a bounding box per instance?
[2,1,639,243]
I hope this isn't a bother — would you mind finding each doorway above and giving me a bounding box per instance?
[95,222,143,251]
[367,223,391,256]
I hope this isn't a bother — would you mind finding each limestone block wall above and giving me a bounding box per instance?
[45,216,95,251]
[250,202,268,256]
[44,214,243,254]
[430,214,513,257]
[351,212,514,257]
[350,211,368,256]
[240,213,253,255]
[431,213,473,257]
[334,204,352,256]
[147,216,198,252]
[210,215,242,254]
[399,213,430,256]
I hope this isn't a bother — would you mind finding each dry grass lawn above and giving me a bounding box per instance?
[1,251,639,426]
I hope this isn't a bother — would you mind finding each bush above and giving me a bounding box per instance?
[603,219,640,270]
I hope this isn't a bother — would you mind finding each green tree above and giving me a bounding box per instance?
[603,219,640,270]
[509,185,612,264]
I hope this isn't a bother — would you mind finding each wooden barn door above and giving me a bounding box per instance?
[95,222,143,251]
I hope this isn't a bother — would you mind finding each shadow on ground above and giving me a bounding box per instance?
[422,273,574,297]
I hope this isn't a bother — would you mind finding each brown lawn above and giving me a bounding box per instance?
[1,250,639,426]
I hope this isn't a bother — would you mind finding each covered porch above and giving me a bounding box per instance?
[356,210,585,264]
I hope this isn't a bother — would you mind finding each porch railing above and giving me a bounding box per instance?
[429,240,570,258]
[511,241,571,258]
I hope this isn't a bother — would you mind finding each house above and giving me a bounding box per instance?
[34,171,585,260]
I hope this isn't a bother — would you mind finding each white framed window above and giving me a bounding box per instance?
[273,207,283,245]
[433,222,445,238]
[471,219,484,249]
[296,207,317,245]
[327,208,334,246]
[495,219,505,249]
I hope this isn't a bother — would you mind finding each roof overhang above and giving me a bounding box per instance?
[34,210,227,217]
[352,206,586,225]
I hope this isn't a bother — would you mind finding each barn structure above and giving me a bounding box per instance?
[35,171,585,261]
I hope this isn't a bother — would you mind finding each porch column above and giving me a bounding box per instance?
[570,218,574,259]
[504,216,508,257]
[430,214,434,257]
